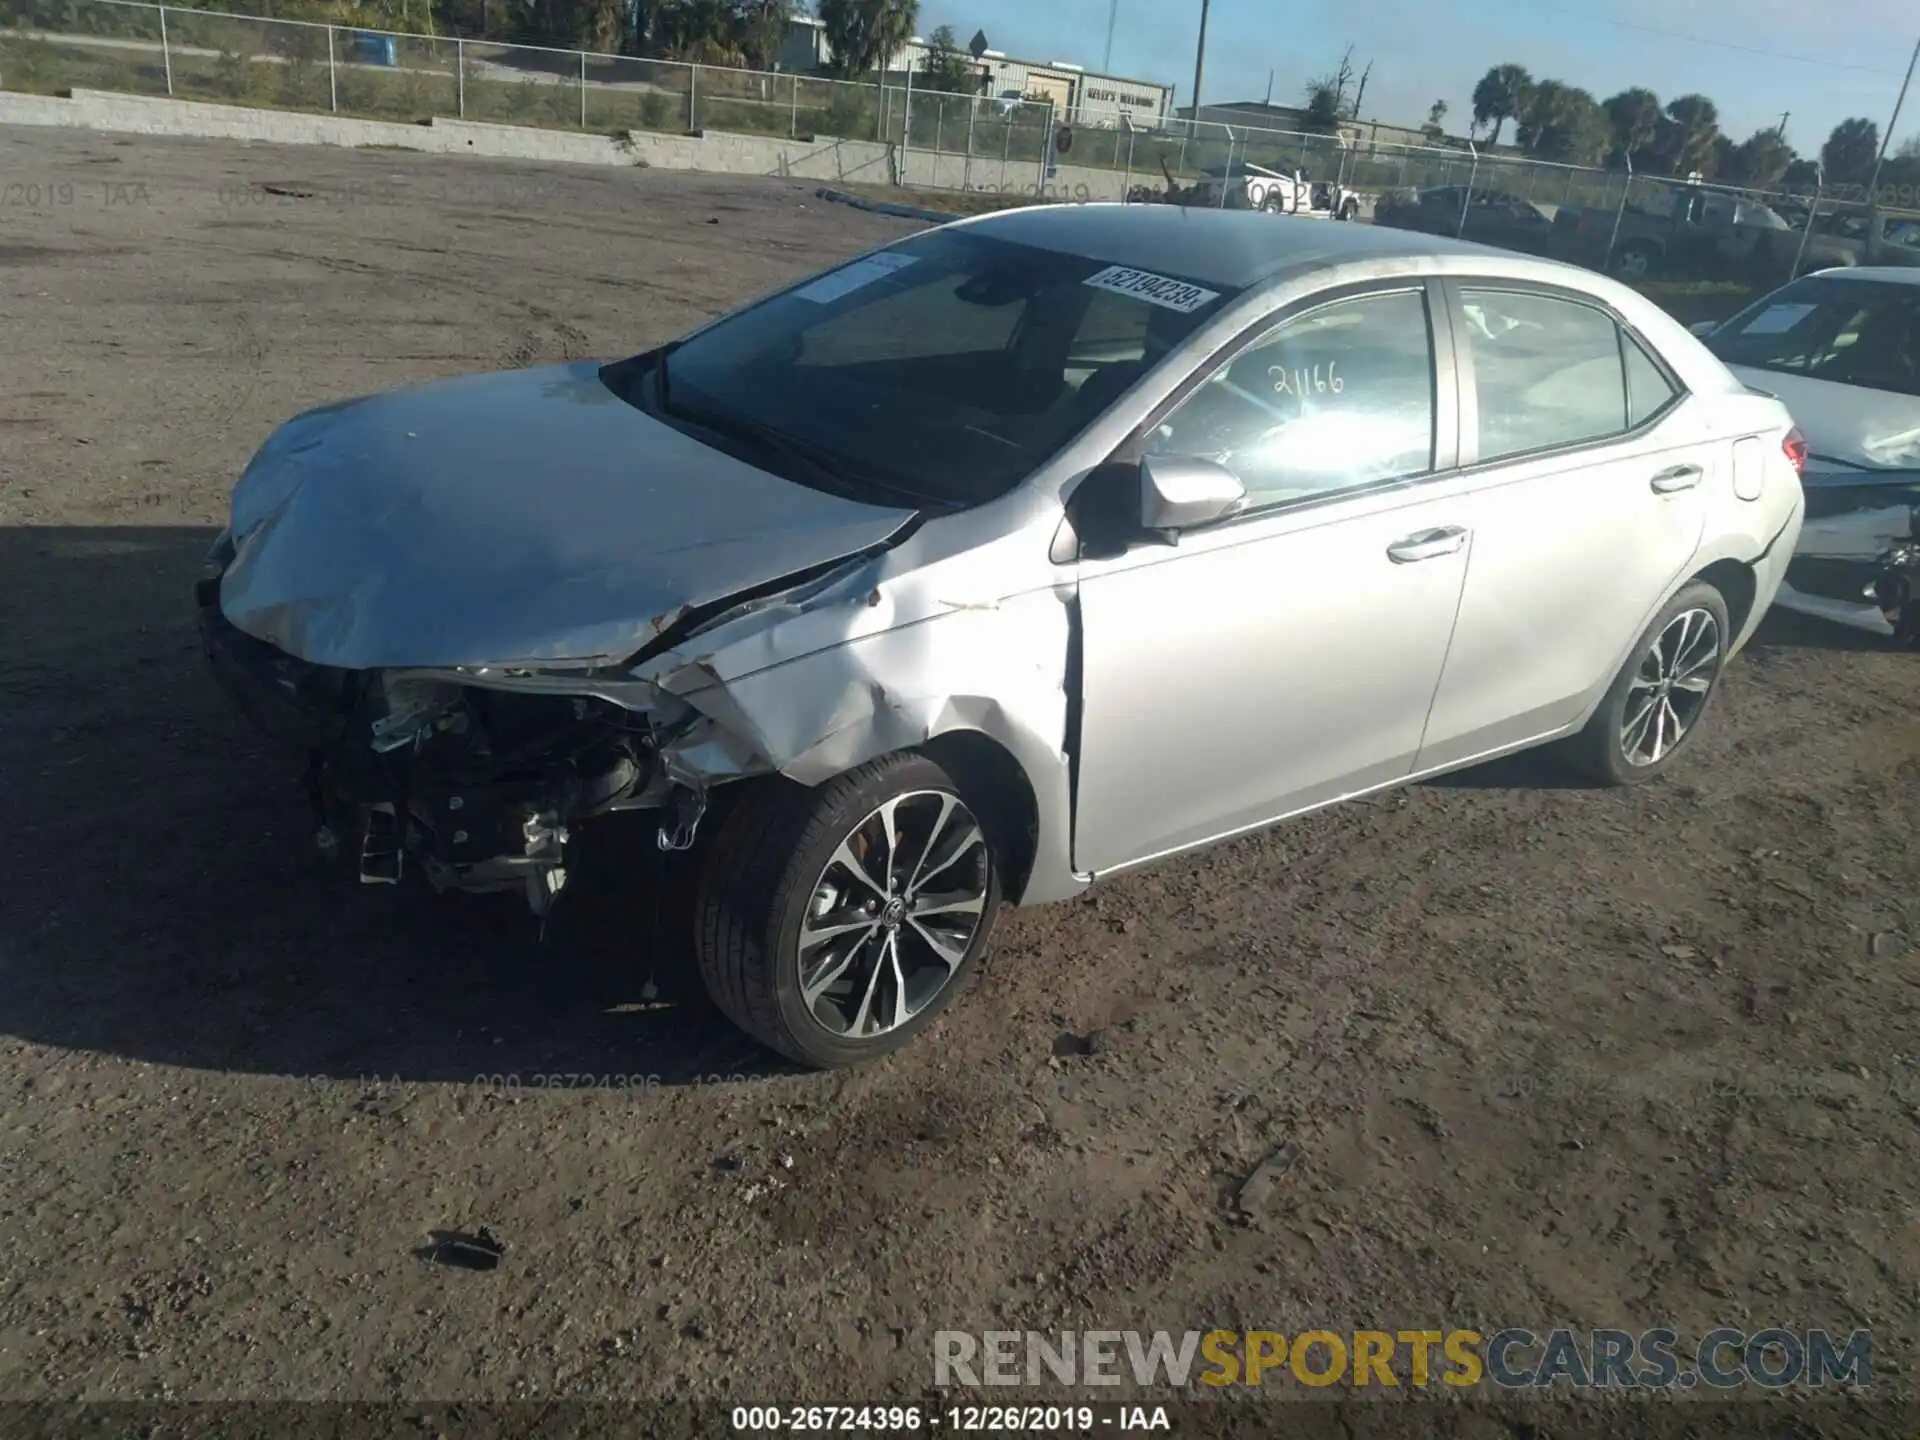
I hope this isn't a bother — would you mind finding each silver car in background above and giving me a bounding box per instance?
[201,207,1806,1068]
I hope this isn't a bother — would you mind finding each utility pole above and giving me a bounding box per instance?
[1188,0,1210,136]
[1866,36,1920,210]
[1775,110,1789,140]
[1263,68,1273,107]
[1103,0,1119,74]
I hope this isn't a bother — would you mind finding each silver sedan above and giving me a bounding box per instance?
[202,205,1807,1067]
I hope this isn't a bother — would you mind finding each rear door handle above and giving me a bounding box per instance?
[1386,526,1469,563]
[1650,463,1703,493]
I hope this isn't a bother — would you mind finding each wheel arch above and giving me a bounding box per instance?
[1691,556,1759,640]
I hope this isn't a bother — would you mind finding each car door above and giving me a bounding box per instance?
[1415,282,1714,771]
[1070,284,1474,877]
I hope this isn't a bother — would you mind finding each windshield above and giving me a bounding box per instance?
[1706,277,1920,401]
[612,229,1238,508]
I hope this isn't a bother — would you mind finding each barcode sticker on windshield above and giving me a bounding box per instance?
[1083,265,1220,314]
[1738,302,1817,336]
[793,251,919,304]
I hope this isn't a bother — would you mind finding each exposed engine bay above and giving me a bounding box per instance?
[198,575,713,913]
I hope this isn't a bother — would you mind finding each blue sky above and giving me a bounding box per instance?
[915,0,1920,158]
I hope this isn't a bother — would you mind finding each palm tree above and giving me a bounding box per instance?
[1516,80,1606,164]
[1821,117,1881,187]
[1601,87,1661,166]
[1470,63,1531,147]
[1661,94,1720,176]
[816,0,921,79]
[1728,128,1795,187]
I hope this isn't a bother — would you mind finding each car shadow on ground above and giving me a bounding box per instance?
[0,525,794,1087]
[1748,604,1905,653]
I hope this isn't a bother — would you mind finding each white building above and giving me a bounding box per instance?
[775,14,1172,129]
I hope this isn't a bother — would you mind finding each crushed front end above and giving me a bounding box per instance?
[1782,475,1920,646]
[197,545,696,912]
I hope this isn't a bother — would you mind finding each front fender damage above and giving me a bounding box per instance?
[231,536,1074,914]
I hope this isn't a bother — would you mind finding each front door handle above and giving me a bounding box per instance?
[1386,526,1469,563]
[1650,463,1703,493]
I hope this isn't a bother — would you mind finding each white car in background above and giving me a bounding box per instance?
[1195,161,1361,220]
[1695,268,1920,643]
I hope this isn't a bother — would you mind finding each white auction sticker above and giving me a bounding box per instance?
[1082,264,1220,314]
[793,251,919,304]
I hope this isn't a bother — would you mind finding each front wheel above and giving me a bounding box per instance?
[694,753,1001,1068]
[1260,190,1286,214]
[1337,198,1359,221]
[1562,580,1731,786]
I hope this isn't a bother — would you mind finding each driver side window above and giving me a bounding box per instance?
[1142,290,1436,509]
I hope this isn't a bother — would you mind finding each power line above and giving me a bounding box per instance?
[1522,4,1909,77]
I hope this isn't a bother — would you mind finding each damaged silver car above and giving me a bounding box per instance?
[201,206,1805,1067]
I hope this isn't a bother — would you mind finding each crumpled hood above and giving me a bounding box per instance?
[219,361,917,670]
[1726,364,1920,470]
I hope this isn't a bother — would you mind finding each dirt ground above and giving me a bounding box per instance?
[2,127,1917,1428]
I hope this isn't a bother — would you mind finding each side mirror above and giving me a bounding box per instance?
[1140,454,1247,534]
[1687,319,1718,338]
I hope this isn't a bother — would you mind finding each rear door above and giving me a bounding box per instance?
[1414,282,1715,771]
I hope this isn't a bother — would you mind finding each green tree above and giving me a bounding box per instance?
[1421,97,1447,141]
[1821,117,1880,187]
[1659,93,1720,175]
[1779,158,1820,193]
[817,0,920,78]
[1601,86,1661,166]
[1303,46,1358,132]
[1470,62,1531,147]
[1515,79,1606,164]
[1303,78,1343,131]
[919,23,976,94]
[1725,127,1795,188]
[646,1,783,65]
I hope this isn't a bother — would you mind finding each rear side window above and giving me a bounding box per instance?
[1459,289,1675,462]
[1624,333,1678,427]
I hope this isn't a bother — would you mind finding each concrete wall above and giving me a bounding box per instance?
[0,88,896,183]
[897,146,1132,202]
[0,86,1164,198]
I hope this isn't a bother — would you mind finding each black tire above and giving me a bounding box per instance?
[1338,198,1359,222]
[1612,240,1659,282]
[1562,579,1732,786]
[1260,190,1285,214]
[694,753,1002,1069]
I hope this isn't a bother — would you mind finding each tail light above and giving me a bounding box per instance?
[1782,427,1808,474]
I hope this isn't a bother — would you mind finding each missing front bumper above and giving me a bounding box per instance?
[201,597,663,907]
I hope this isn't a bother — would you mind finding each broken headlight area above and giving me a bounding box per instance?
[316,677,658,906]
[201,602,684,910]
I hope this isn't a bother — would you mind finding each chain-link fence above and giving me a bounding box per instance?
[8,0,1920,290]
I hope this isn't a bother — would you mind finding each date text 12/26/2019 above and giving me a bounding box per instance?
[730,1405,1171,1431]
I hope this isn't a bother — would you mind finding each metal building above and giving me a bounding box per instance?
[776,15,1171,129]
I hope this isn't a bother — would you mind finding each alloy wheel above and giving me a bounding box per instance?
[1620,607,1720,766]
[796,791,990,1039]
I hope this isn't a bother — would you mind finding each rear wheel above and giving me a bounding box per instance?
[1260,190,1286,214]
[1337,198,1359,221]
[1563,580,1731,786]
[1612,240,1658,281]
[694,754,1001,1068]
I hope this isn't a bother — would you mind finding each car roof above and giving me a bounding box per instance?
[1810,266,1920,286]
[952,202,1535,291]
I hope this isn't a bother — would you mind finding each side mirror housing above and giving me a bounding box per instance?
[1687,319,1719,338]
[1139,454,1248,534]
